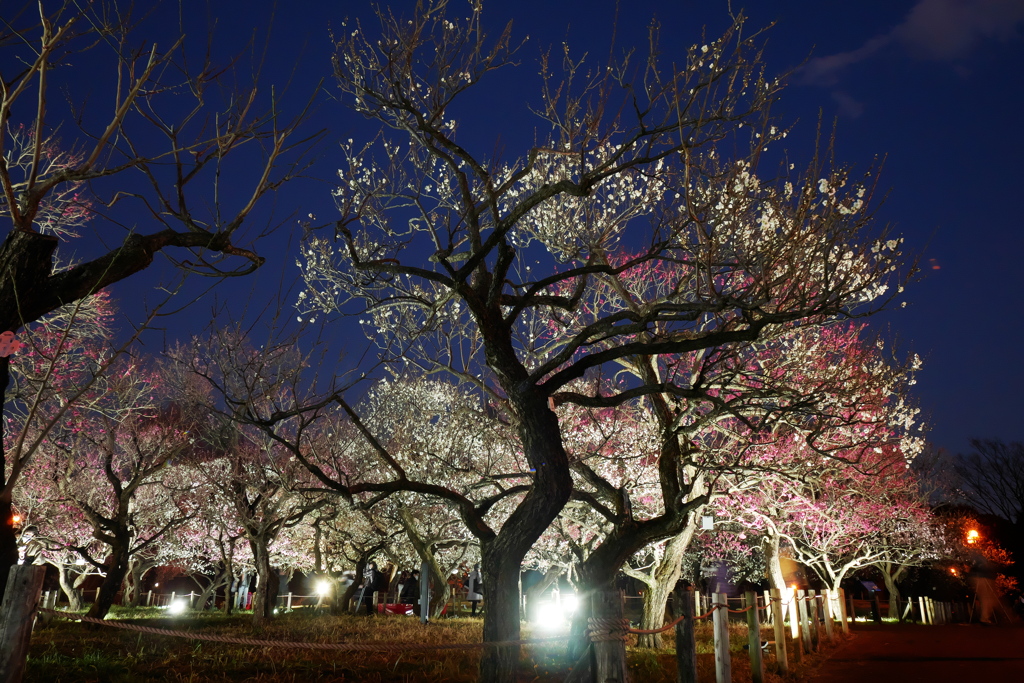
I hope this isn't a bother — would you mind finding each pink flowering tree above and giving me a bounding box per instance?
[30,359,195,619]
[716,443,943,617]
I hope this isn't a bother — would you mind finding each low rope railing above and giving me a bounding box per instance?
[39,608,570,652]
[41,595,802,647]
[610,599,764,638]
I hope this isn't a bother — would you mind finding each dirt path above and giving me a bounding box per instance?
[809,623,1024,683]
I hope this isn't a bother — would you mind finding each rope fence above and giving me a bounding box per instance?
[40,597,769,646]
[38,607,570,652]
[23,580,971,683]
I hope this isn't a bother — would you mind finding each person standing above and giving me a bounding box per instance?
[356,561,384,615]
[401,570,421,613]
[466,563,483,616]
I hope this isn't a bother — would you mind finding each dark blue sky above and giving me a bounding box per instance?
[90,0,1024,457]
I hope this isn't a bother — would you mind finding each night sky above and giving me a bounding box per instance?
[63,0,1024,458]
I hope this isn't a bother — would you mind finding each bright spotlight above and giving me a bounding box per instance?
[536,602,567,631]
[561,595,578,614]
[316,581,331,597]
[167,599,187,615]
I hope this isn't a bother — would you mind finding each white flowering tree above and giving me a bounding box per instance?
[296,3,907,677]
[162,341,331,622]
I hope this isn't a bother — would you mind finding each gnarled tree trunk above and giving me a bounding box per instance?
[56,562,88,611]
[878,562,907,620]
[636,522,698,649]
[250,536,278,622]
[477,387,572,683]
[87,540,131,619]
[764,531,787,590]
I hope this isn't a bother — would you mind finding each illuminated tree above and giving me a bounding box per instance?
[31,359,194,619]
[0,0,314,589]
[300,3,907,676]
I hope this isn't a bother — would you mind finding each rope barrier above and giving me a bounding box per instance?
[42,594,803,649]
[39,608,569,652]
[626,614,687,635]
[725,605,755,614]
[622,601,752,636]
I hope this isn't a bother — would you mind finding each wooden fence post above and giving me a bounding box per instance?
[786,588,799,641]
[712,592,732,683]
[796,590,814,653]
[0,564,46,683]
[591,590,628,683]
[822,590,835,641]
[769,589,788,674]
[808,591,821,650]
[745,592,764,683]
[420,560,430,624]
[788,593,802,663]
[675,587,698,683]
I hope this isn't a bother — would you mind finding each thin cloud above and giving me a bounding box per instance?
[802,0,1024,85]
[831,91,866,119]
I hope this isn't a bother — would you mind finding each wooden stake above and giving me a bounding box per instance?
[808,590,821,650]
[592,590,628,683]
[0,564,46,683]
[797,590,814,653]
[713,592,732,683]
[822,589,835,641]
[675,587,698,683]
[745,591,764,683]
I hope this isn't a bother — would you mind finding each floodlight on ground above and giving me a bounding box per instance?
[167,599,187,615]
[536,602,568,631]
[316,581,331,597]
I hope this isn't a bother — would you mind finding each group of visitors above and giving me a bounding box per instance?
[353,561,483,615]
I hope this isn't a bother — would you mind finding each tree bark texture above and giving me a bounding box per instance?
[764,532,787,590]
[56,563,86,611]
[0,564,45,683]
[87,542,130,619]
[250,538,278,621]
[637,523,697,648]
[476,381,572,683]
[879,563,905,620]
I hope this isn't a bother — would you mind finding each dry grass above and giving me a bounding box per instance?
[27,607,846,682]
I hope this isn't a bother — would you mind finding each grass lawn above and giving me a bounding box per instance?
[26,607,840,682]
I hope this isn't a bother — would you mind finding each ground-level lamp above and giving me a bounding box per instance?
[966,529,980,544]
